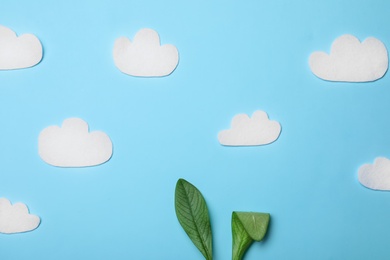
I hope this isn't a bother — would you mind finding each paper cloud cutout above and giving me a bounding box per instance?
[0,198,40,234]
[38,118,113,167]
[309,34,388,82]
[113,28,179,77]
[0,25,43,70]
[218,110,281,146]
[358,157,390,191]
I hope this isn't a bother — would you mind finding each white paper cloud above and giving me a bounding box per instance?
[113,28,179,77]
[218,110,281,146]
[0,25,43,70]
[358,157,390,191]
[38,118,113,167]
[309,34,388,82]
[0,198,40,234]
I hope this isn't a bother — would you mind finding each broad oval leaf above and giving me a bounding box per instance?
[175,179,213,260]
[235,212,270,241]
[232,212,270,260]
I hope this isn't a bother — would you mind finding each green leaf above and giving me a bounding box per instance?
[175,179,213,260]
[232,212,270,260]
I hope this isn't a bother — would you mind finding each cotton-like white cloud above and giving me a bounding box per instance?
[113,28,179,77]
[309,34,388,82]
[0,25,43,70]
[358,157,390,191]
[0,198,40,234]
[38,118,113,167]
[218,110,281,146]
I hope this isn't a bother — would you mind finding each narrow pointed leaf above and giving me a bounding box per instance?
[175,179,213,260]
[232,212,270,260]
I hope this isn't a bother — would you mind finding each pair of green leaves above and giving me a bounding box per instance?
[175,179,270,260]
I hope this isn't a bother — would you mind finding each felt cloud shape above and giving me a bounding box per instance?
[218,110,281,146]
[358,157,390,191]
[0,25,43,70]
[0,198,40,234]
[38,118,113,167]
[113,28,179,77]
[309,34,388,82]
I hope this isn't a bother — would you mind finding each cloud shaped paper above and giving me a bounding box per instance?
[358,157,390,191]
[218,110,281,146]
[38,118,113,167]
[309,34,388,82]
[113,28,179,77]
[0,25,43,70]
[0,198,40,234]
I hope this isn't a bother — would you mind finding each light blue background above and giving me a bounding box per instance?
[1,0,390,259]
